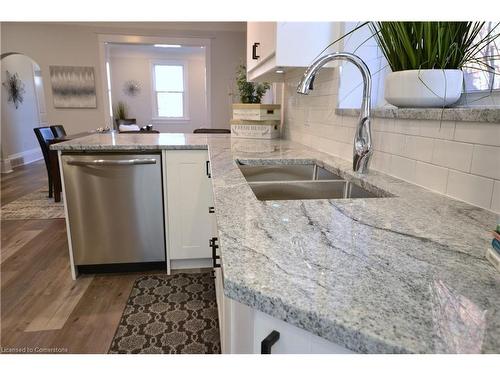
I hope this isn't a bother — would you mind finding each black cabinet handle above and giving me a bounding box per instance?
[252,42,260,60]
[261,330,280,354]
[208,206,215,213]
[210,237,220,268]
[206,160,211,178]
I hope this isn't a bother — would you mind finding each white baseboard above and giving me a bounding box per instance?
[7,147,43,169]
[1,158,13,174]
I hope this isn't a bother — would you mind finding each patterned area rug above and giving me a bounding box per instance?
[1,190,65,220]
[109,272,221,354]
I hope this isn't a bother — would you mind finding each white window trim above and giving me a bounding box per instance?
[150,59,190,121]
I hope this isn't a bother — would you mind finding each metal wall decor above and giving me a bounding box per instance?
[49,66,97,108]
[2,70,25,109]
[123,80,141,97]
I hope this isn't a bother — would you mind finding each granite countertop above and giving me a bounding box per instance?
[52,133,500,353]
[336,107,500,123]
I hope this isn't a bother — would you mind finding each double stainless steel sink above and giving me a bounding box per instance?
[237,162,383,201]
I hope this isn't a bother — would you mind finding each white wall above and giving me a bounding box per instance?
[1,54,43,167]
[0,22,246,134]
[109,45,207,132]
[283,67,500,213]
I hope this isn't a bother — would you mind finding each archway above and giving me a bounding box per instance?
[1,52,47,173]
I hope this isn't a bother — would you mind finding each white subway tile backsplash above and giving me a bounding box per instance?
[390,133,407,156]
[372,118,395,133]
[390,156,416,183]
[394,119,420,135]
[431,139,473,172]
[341,115,358,128]
[419,120,455,140]
[454,122,500,146]
[370,151,392,174]
[446,170,494,209]
[307,107,340,125]
[415,162,449,193]
[404,135,434,162]
[372,131,405,154]
[471,145,500,180]
[491,181,500,213]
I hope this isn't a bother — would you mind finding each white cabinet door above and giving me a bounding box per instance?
[247,22,276,72]
[252,309,353,354]
[219,294,354,353]
[165,150,215,260]
[247,22,341,82]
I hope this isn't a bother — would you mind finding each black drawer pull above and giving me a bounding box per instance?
[261,330,280,354]
[210,237,220,268]
[206,160,211,178]
[208,206,215,213]
[252,42,260,60]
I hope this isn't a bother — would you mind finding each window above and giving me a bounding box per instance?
[463,22,500,92]
[152,62,187,119]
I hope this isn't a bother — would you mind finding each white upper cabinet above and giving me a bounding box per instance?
[246,22,341,82]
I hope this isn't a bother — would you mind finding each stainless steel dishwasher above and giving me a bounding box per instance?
[62,153,166,267]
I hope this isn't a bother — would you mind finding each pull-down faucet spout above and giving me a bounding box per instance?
[297,52,373,174]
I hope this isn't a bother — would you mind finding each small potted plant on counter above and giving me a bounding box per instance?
[113,101,137,129]
[231,64,281,139]
[371,22,500,108]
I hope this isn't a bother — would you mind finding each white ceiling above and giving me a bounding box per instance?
[108,43,206,59]
[54,22,246,32]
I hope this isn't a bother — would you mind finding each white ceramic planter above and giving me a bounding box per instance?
[384,69,463,108]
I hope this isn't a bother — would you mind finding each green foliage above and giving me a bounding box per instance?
[113,101,128,120]
[370,22,500,72]
[236,64,271,104]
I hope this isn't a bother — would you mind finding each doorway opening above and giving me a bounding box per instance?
[104,41,209,133]
[1,53,47,172]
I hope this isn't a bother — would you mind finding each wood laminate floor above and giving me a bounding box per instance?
[0,161,147,353]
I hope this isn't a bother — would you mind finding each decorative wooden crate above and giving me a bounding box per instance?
[232,104,281,121]
[230,119,280,139]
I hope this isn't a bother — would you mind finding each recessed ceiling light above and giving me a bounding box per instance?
[154,44,182,48]
[276,69,284,74]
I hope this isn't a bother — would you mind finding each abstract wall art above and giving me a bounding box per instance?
[2,70,25,109]
[49,66,97,108]
[123,80,141,97]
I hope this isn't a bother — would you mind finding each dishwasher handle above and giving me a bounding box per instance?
[66,158,157,166]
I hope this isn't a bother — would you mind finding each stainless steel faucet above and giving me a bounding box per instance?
[297,52,373,174]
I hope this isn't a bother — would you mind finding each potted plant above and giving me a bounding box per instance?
[113,101,136,128]
[231,65,281,139]
[232,64,281,120]
[370,22,500,107]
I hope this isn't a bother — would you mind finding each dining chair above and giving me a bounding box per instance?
[193,128,231,134]
[50,124,66,138]
[33,127,55,198]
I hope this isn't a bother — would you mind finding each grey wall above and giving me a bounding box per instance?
[1,22,246,137]
[1,54,40,158]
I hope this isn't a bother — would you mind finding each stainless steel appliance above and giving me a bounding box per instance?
[62,153,166,266]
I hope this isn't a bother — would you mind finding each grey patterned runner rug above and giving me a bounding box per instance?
[109,272,221,354]
[1,190,65,220]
